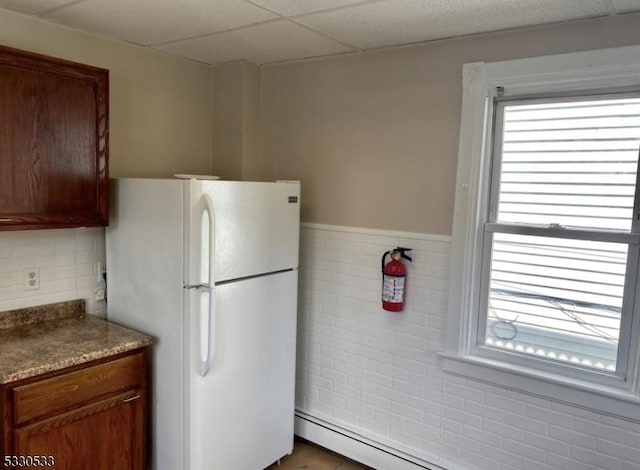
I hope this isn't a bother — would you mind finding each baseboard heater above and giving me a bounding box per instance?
[294,410,445,470]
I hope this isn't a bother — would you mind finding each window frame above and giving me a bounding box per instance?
[443,45,640,420]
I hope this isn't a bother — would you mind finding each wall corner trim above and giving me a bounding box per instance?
[300,223,452,242]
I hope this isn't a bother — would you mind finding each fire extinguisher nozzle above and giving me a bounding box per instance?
[381,250,392,273]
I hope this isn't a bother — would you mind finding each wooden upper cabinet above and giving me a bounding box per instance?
[0,45,108,230]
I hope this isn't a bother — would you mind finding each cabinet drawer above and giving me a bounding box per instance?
[13,353,144,425]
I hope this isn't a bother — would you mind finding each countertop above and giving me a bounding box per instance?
[0,299,154,384]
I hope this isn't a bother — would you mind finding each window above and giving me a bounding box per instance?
[481,94,640,376]
[445,46,640,417]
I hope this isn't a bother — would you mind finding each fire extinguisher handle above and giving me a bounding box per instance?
[396,246,413,263]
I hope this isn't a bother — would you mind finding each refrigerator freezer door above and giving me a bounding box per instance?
[186,270,298,470]
[185,180,300,286]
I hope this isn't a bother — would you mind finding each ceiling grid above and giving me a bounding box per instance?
[0,0,638,65]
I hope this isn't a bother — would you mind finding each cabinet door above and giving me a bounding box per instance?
[0,45,108,230]
[14,391,145,470]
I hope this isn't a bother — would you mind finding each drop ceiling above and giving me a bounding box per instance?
[1,0,639,66]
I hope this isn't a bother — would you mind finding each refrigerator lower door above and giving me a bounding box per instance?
[185,270,298,470]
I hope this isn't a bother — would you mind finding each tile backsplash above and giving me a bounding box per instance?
[0,228,106,315]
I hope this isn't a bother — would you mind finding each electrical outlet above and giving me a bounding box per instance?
[23,267,39,291]
[94,288,105,301]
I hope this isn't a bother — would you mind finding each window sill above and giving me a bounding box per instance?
[438,351,640,422]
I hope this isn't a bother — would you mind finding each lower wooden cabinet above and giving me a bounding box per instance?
[1,349,148,470]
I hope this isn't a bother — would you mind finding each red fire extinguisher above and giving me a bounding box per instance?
[381,247,412,312]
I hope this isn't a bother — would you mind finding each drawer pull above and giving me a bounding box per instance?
[122,394,141,403]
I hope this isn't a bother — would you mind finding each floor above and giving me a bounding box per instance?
[266,439,372,470]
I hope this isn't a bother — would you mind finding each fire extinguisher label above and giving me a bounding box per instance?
[382,275,404,303]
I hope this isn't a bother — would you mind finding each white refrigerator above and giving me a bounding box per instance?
[105,177,300,470]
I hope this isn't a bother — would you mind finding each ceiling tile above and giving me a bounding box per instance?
[43,0,277,46]
[0,0,74,15]
[247,0,369,17]
[296,0,611,49]
[158,19,354,65]
[613,0,640,13]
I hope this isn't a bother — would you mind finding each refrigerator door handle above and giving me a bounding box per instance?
[200,194,216,377]
[203,193,215,284]
[200,285,216,376]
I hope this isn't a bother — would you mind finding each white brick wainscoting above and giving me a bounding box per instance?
[296,224,640,470]
[0,228,106,315]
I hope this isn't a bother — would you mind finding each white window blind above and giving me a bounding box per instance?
[481,95,640,373]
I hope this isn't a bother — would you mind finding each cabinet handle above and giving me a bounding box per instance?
[0,218,14,222]
[122,394,141,403]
